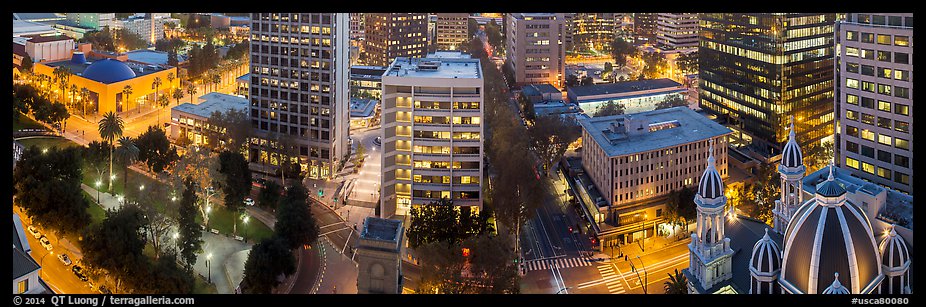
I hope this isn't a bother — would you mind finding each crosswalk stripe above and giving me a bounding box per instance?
[523,257,595,272]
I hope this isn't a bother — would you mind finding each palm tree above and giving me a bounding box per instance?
[211,71,222,92]
[98,112,124,192]
[59,67,71,105]
[157,94,170,125]
[115,136,139,193]
[172,88,184,105]
[80,87,90,115]
[166,72,176,92]
[69,84,78,111]
[122,85,134,113]
[186,82,198,103]
[151,76,163,105]
[664,268,688,294]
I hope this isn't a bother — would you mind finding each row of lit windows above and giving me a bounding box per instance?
[413,116,481,125]
[411,101,481,110]
[844,79,910,98]
[411,131,481,140]
[412,175,480,185]
[844,109,910,134]
[845,31,910,47]
[844,140,910,168]
[411,190,479,199]
[844,63,910,81]
[844,125,910,150]
[844,47,910,64]
[412,145,479,155]
[844,157,910,185]
[411,160,480,169]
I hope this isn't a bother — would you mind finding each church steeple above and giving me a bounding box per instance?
[774,115,806,234]
[688,137,734,292]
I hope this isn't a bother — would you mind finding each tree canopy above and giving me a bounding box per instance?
[273,183,318,250]
[240,237,296,294]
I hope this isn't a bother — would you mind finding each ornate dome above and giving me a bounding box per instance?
[822,273,850,294]
[879,225,910,270]
[697,139,724,200]
[81,58,137,83]
[779,167,883,294]
[750,228,782,276]
[781,117,804,168]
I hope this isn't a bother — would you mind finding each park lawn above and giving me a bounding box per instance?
[193,274,218,294]
[85,192,107,225]
[17,136,80,151]
[82,163,170,202]
[205,205,274,243]
[13,114,45,131]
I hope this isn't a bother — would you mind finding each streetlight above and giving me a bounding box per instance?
[206,253,213,283]
[95,180,102,203]
[205,206,212,229]
[242,216,249,239]
[635,256,648,294]
[40,251,54,280]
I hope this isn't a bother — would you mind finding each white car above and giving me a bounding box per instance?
[58,253,72,266]
[27,225,41,239]
[244,198,255,206]
[39,236,52,251]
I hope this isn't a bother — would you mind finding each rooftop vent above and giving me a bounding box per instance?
[417,60,441,71]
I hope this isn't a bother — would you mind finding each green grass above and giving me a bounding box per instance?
[205,205,274,243]
[17,136,79,151]
[13,114,45,131]
[192,274,219,294]
[85,191,107,225]
[82,164,167,201]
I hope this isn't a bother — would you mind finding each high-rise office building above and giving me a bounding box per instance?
[699,13,836,160]
[506,13,566,88]
[249,13,350,180]
[380,53,484,218]
[835,13,913,194]
[567,13,618,54]
[362,13,428,67]
[634,13,657,43]
[656,13,698,49]
[435,13,469,51]
[350,13,364,41]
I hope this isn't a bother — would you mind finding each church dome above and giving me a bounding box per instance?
[750,228,782,276]
[879,225,911,294]
[781,118,804,168]
[822,273,850,294]
[697,139,724,200]
[82,58,137,83]
[779,167,883,294]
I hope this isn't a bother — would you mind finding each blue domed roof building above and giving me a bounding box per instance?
[81,58,138,84]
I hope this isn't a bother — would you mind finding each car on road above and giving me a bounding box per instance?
[72,265,88,281]
[39,236,52,251]
[27,225,41,239]
[373,136,382,146]
[98,285,112,294]
[58,253,72,266]
[244,198,255,206]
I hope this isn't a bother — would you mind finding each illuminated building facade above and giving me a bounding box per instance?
[656,13,698,49]
[435,13,469,51]
[577,107,731,250]
[699,13,836,159]
[362,13,428,67]
[248,13,350,180]
[380,54,484,218]
[634,13,657,44]
[506,13,566,88]
[834,13,913,195]
[567,13,618,54]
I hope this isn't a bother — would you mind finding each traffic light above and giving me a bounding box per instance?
[318,189,324,197]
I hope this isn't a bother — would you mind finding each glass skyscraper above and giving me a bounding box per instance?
[699,13,836,159]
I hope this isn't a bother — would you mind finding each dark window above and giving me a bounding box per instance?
[894,121,909,133]
[894,171,910,185]
[889,16,903,26]
[872,15,886,25]
[857,14,871,23]
[894,155,909,168]
[860,97,875,109]
[845,140,859,153]
[894,52,909,64]
[877,50,891,62]
[877,117,891,129]
[894,87,909,98]
[846,62,859,73]
[861,32,875,43]
[861,145,874,158]
[861,65,875,76]
[877,150,891,163]
[904,17,913,27]
[846,125,859,137]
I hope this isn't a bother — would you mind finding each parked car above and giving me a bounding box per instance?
[72,265,88,281]
[244,198,255,206]
[27,225,41,239]
[39,236,52,251]
[58,253,72,266]
[98,285,112,294]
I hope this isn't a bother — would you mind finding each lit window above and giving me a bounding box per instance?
[861,162,875,174]
[894,35,909,46]
[894,172,910,185]
[845,157,859,170]
[878,134,891,146]
[878,101,891,112]
[876,167,891,179]
[860,129,875,141]
[894,138,909,150]
[845,94,859,105]
[845,78,859,89]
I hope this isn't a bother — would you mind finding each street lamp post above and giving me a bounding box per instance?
[636,256,648,294]
[206,253,213,283]
[95,180,102,204]
[40,251,54,280]
[242,216,249,239]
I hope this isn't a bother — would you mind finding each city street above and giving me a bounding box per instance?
[345,126,382,205]
[15,207,93,294]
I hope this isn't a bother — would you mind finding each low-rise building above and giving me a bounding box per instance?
[576,107,732,249]
[236,73,250,98]
[567,78,686,115]
[12,20,57,38]
[19,35,74,63]
[169,92,248,146]
[13,214,51,294]
[350,65,386,100]
[125,49,185,67]
[350,98,379,128]
[521,83,563,104]
[33,52,179,115]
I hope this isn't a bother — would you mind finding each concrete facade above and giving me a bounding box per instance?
[506,13,566,88]
[248,13,350,180]
[835,13,913,195]
[435,13,469,51]
[656,13,698,49]
[356,217,403,294]
[362,13,428,67]
[380,55,484,218]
